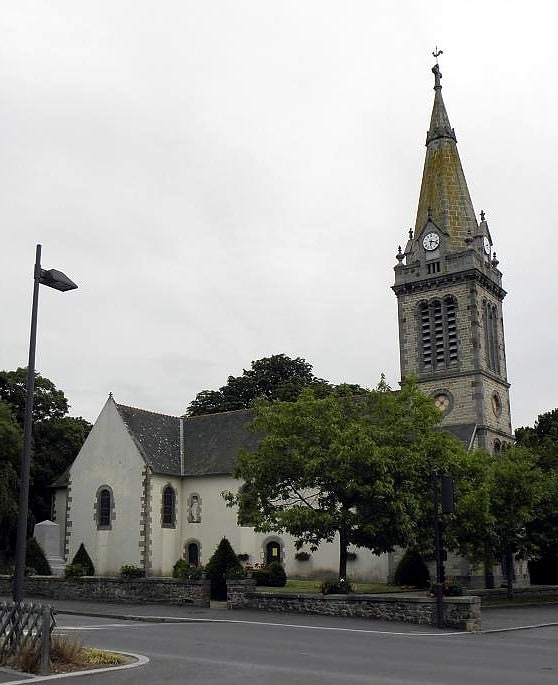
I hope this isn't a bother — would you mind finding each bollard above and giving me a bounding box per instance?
[39,607,51,675]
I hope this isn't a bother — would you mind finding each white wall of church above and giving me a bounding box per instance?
[66,399,144,575]
[148,474,184,575]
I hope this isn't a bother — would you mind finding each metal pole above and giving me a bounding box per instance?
[433,472,444,628]
[13,244,42,603]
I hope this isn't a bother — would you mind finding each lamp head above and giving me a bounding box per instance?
[39,268,78,292]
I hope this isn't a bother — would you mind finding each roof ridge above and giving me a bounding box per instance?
[116,402,179,420]
[182,407,252,420]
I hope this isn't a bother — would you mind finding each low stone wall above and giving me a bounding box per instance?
[227,579,481,631]
[0,575,210,607]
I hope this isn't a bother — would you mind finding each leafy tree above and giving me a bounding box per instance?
[186,354,335,416]
[516,409,558,582]
[0,368,91,540]
[31,416,91,522]
[459,446,544,598]
[0,368,69,425]
[226,378,469,580]
[204,537,243,600]
[0,401,22,555]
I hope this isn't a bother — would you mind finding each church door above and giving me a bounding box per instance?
[265,541,281,566]
[187,542,199,567]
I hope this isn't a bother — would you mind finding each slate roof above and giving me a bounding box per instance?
[115,403,260,477]
[439,423,477,449]
[182,409,261,477]
[116,404,182,475]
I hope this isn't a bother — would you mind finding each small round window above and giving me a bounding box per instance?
[491,393,502,417]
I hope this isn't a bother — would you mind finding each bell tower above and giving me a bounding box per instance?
[392,61,513,452]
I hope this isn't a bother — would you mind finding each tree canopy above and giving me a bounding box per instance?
[515,409,558,582]
[0,400,22,554]
[226,377,475,579]
[186,354,361,416]
[0,368,69,425]
[0,368,92,554]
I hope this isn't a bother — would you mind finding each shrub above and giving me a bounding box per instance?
[64,563,85,579]
[347,551,358,561]
[267,561,287,587]
[319,578,352,594]
[205,537,243,600]
[394,550,430,589]
[120,564,145,579]
[25,538,51,576]
[295,551,311,561]
[431,582,464,597]
[172,559,204,580]
[71,543,95,576]
[253,562,287,587]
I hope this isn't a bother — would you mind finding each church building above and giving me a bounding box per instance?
[53,61,514,581]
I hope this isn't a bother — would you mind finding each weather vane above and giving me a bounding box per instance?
[432,46,443,65]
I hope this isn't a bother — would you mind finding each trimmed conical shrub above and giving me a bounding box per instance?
[394,549,430,588]
[25,537,52,576]
[205,537,243,600]
[71,543,95,576]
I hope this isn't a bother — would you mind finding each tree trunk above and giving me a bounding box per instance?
[506,549,514,600]
[338,527,348,580]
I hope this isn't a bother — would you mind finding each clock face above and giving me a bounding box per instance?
[483,236,491,255]
[423,232,440,251]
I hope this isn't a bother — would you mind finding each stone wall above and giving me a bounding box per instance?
[0,575,210,607]
[227,579,481,631]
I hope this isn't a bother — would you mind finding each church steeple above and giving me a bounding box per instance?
[393,58,513,456]
[414,63,478,251]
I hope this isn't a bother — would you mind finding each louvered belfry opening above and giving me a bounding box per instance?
[420,296,458,371]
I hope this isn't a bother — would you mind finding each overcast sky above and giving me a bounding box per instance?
[2,1,557,429]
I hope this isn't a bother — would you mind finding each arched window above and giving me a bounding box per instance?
[419,296,458,370]
[162,485,176,528]
[483,300,500,373]
[96,486,114,530]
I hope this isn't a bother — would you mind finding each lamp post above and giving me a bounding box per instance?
[12,244,77,603]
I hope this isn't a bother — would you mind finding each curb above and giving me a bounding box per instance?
[0,652,149,685]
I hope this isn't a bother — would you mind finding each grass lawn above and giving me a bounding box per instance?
[481,593,558,607]
[256,579,406,594]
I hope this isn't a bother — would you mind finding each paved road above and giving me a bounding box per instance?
[2,600,558,684]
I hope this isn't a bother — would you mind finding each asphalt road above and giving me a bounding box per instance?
[2,601,558,684]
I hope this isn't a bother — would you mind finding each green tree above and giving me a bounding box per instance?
[0,368,91,534]
[31,416,91,522]
[186,354,335,416]
[0,368,69,425]
[0,401,22,555]
[516,409,558,582]
[226,378,466,580]
[470,447,544,598]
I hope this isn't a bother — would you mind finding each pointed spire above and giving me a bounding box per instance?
[414,59,478,249]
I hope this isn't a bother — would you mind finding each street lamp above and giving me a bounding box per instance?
[12,244,77,603]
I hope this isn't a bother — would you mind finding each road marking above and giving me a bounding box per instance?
[482,622,558,634]
[78,613,469,637]
[0,652,149,685]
